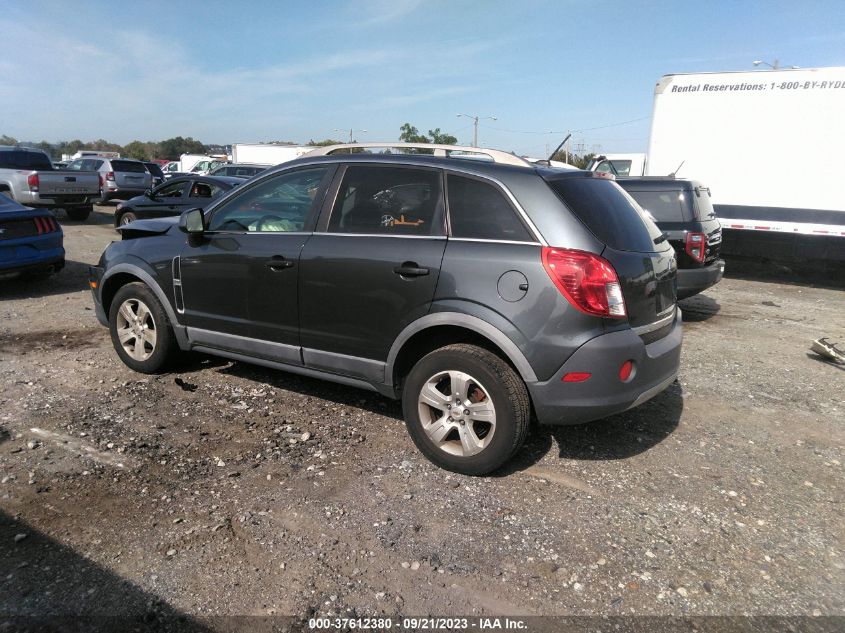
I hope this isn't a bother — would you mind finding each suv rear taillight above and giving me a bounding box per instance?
[106,171,115,181]
[685,232,706,263]
[27,173,39,192]
[541,247,627,318]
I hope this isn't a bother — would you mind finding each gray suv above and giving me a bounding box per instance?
[67,157,152,204]
[89,143,682,475]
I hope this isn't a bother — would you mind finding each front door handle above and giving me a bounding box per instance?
[266,256,294,271]
[394,262,430,277]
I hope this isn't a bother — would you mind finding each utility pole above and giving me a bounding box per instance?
[457,113,497,147]
[334,128,367,143]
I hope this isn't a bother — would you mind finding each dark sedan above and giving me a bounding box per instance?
[0,195,64,279]
[113,176,242,228]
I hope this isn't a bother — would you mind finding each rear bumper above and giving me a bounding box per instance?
[19,191,98,208]
[102,187,147,201]
[677,259,724,299]
[527,308,683,425]
[0,233,65,276]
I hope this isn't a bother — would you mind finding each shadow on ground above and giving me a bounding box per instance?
[57,205,117,227]
[0,510,210,632]
[679,294,721,322]
[501,381,683,475]
[723,255,845,290]
[0,259,92,300]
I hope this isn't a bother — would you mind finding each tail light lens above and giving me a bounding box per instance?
[34,216,58,234]
[106,171,115,181]
[27,173,39,191]
[542,247,626,318]
[685,232,706,263]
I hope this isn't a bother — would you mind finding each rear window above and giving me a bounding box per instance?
[144,163,164,177]
[0,150,53,170]
[111,160,147,173]
[693,186,717,219]
[625,189,693,222]
[548,177,664,252]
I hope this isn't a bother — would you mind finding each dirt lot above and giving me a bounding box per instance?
[1,206,843,628]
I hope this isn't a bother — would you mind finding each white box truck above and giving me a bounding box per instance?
[590,67,845,261]
[231,143,317,166]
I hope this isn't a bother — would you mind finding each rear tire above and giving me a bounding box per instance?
[402,344,531,475]
[66,206,92,221]
[108,282,177,373]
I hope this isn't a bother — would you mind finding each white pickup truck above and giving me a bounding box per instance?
[0,146,101,220]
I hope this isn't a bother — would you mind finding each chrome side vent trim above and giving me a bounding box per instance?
[172,256,184,313]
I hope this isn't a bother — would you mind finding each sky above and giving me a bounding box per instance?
[2,0,844,156]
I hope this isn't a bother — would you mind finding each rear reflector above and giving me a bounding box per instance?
[541,247,626,318]
[619,360,634,382]
[685,232,706,263]
[562,372,592,383]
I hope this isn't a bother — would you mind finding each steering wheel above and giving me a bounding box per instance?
[255,215,287,232]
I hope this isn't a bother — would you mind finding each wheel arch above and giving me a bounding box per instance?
[386,313,538,390]
[100,261,189,348]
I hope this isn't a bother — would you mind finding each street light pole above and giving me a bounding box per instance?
[334,128,367,143]
[457,113,497,147]
[752,59,800,70]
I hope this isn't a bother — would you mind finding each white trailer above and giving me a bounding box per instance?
[231,143,317,166]
[592,67,845,261]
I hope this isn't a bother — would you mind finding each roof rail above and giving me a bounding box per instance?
[301,142,531,167]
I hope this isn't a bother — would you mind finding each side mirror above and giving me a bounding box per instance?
[179,207,205,234]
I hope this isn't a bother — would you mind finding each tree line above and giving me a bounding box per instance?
[1,134,208,161]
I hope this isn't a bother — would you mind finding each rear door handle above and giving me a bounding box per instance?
[266,256,294,271]
[394,262,429,277]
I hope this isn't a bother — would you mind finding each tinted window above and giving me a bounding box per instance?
[626,189,692,222]
[328,166,444,236]
[0,150,52,170]
[145,163,164,177]
[111,160,147,173]
[189,181,224,198]
[548,177,663,252]
[447,175,533,242]
[155,181,187,198]
[208,167,329,232]
[693,186,717,219]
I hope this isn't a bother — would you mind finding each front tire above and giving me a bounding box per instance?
[116,210,137,227]
[66,206,92,221]
[402,344,531,475]
[108,282,177,373]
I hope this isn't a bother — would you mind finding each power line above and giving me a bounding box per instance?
[478,115,650,136]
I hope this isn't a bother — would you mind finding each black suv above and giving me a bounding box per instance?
[89,144,682,475]
[617,178,724,299]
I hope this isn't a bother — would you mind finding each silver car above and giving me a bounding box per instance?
[66,157,152,204]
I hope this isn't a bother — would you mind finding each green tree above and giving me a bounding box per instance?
[158,136,206,160]
[123,140,150,160]
[427,128,457,145]
[399,123,429,144]
[307,138,345,147]
[0,134,18,146]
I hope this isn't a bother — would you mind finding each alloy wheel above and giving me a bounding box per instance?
[417,370,497,457]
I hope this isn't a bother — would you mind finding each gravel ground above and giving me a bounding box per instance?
[1,205,843,627]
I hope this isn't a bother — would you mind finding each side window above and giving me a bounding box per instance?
[327,165,444,236]
[66,159,84,171]
[189,181,213,198]
[447,175,533,242]
[156,182,186,198]
[610,160,632,177]
[208,167,329,233]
